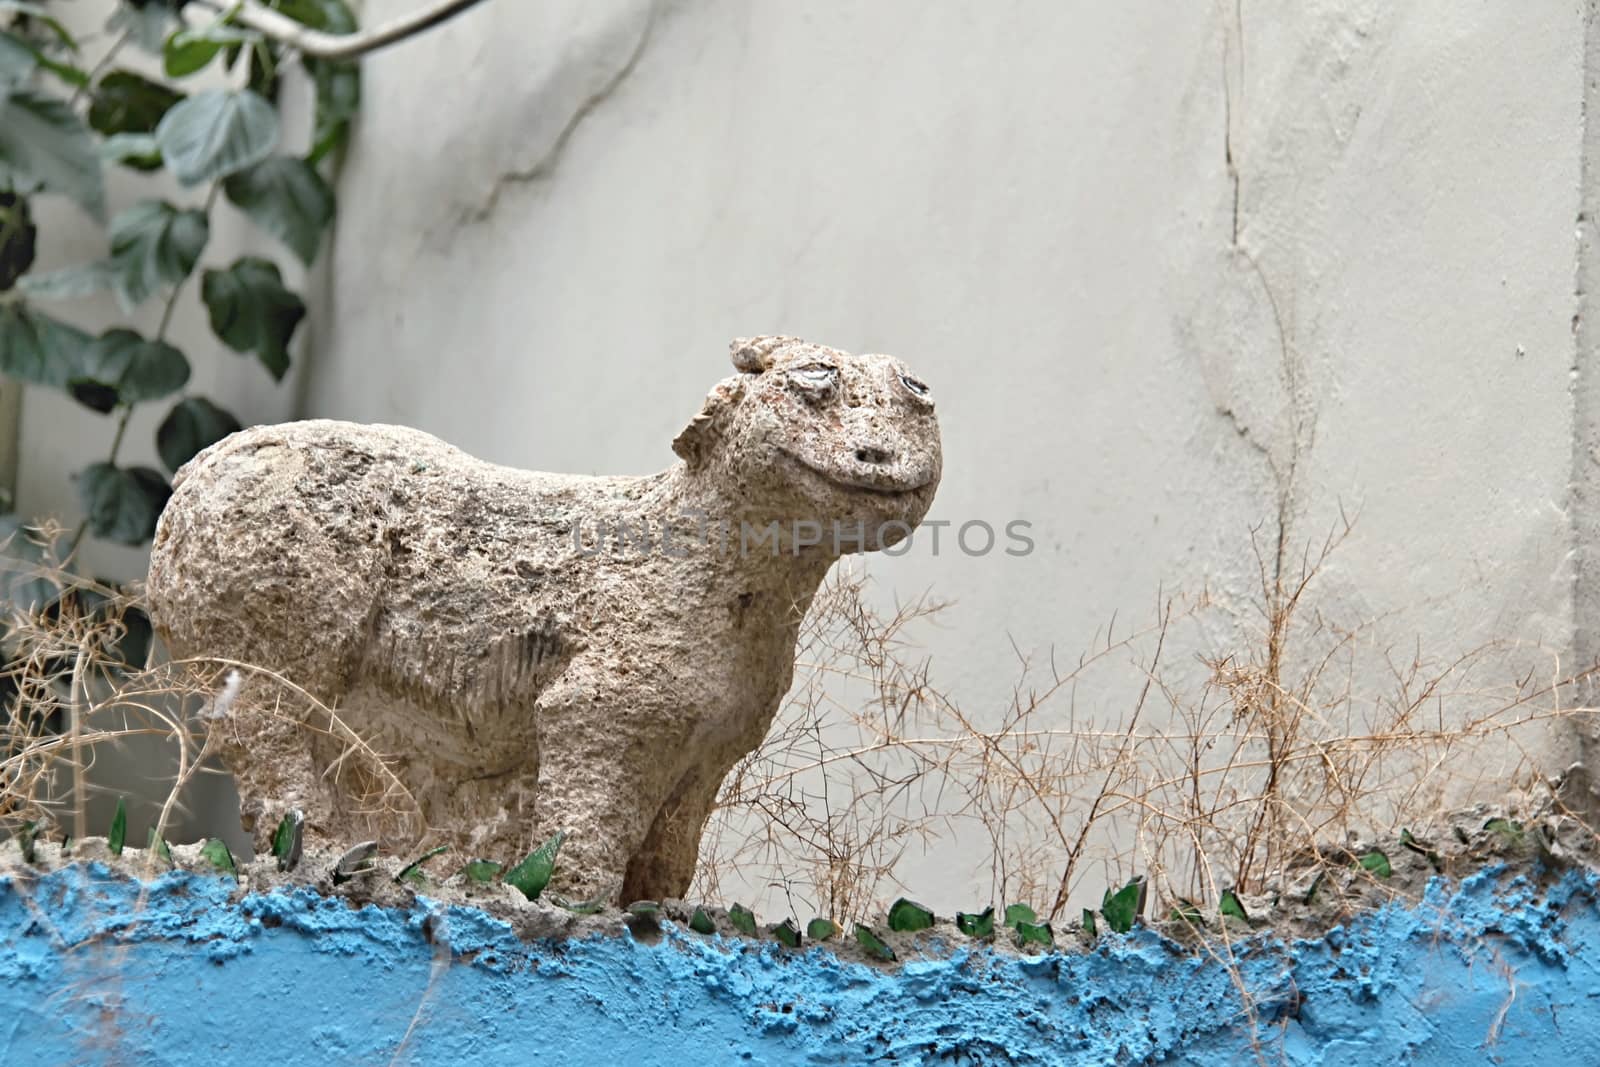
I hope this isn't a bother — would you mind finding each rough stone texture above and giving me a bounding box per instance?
[5,859,1599,1064]
[144,337,940,900]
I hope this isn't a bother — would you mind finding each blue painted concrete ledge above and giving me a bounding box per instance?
[3,863,1599,1065]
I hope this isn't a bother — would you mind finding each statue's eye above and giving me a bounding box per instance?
[900,374,931,400]
[789,365,837,392]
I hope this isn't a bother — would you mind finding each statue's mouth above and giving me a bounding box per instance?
[782,451,933,497]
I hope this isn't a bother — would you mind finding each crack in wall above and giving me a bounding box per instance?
[1207,0,1323,594]
[471,0,660,223]
[1222,0,1244,247]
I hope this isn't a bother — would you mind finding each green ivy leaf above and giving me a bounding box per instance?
[1013,920,1054,950]
[112,200,210,307]
[1002,902,1036,929]
[805,917,838,941]
[0,23,83,89]
[727,903,757,937]
[99,131,163,170]
[1219,889,1249,922]
[0,31,36,85]
[76,462,170,544]
[0,190,36,291]
[689,908,716,935]
[887,897,934,933]
[199,837,237,880]
[955,907,995,939]
[22,200,205,311]
[1,3,79,50]
[73,328,190,407]
[308,56,358,164]
[224,156,334,266]
[156,395,240,473]
[155,88,278,186]
[770,918,801,948]
[271,808,303,872]
[1100,877,1143,935]
[146,826,172,866]
[163,23,259,79]
[108,796,127,855]
[1356,850,1392,879]
[0,301,90,386]
[461,859,501,883]
[502,830,564,901]
[852,923,895,961]
[88,70,183,137]
[69,379,118,414]
[201,256,304,380]
[273,0,359,162]
[0,85,104,219]
[106,1,177,54]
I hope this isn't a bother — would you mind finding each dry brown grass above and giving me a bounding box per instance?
[691,516,1597,929]
[0,522,425,859]
[3,515,1594,945]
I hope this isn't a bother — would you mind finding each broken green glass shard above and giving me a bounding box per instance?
[805,917,838,941]
[146,826,172,865]
[1100,878,1142,934]
[689,908,716,934]
[395,844,449,886]
[1168,899,1202,926]
[271,809,302,872]
[853,923,895,961]
[551,892,608,915]
[1003,903,1036,928]
[108,796,127,855]
[1013,920,1054,950]
[1219,889,1248,922]
[199,837,236,880]
[770,918,801,948]
[955,907,995,939]
[461,859,502,883]
[503,830,565,901]
[1356,850,1392,878]
[727,903,758,937]
[887,897,934,933]
[331,840,378,884]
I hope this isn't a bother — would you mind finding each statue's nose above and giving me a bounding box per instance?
[854,444,895,465]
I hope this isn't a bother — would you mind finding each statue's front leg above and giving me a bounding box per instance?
[212,677,338,856]
[529,675,687,902]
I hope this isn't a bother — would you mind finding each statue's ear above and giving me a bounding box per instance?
[672,377,745,468]
[730,335,800,374]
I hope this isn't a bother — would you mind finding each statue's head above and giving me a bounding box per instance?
[673,336,942,553]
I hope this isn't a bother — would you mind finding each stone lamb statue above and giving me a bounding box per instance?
[145,336,941,901]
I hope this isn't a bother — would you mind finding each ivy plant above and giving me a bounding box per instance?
[0,0,358,558]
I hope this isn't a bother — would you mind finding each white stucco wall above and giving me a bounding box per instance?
[10,1,1591,910]
[298,1,1586,907]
